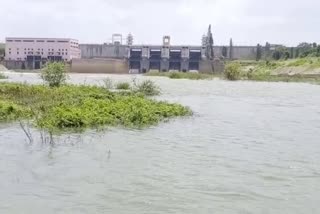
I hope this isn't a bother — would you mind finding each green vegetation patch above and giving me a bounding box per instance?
[145,71,217,80]
[115,82,131,90]
[0,73,7,79]
[0,100,31,121]
[0,82,191,131]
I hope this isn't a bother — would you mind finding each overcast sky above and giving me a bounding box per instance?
[1,0,319,46]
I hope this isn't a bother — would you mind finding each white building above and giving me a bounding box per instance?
[5,37,81,69]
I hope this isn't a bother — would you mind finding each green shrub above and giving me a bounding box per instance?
[116,82,131,90]
[103,77,113,89]
[0,72,7,79]
[287,58,308,67]
[224,62,241,80]
[133,80,161,96]
[0,82,191,131]
[40,62,67,87]
[0,100,30,121]
[145,71,214,80]
[169,72,183,79]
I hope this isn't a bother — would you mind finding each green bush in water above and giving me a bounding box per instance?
[0,82,191,131]
[133,80,161,96]
[224,62,241,80]
[0,100,30,121]
[103,77,114,89]
[0,73,7,79]
[40,62,67,87]
[116,82,131,90]
[37,96,191,129]
[169,72,183,79]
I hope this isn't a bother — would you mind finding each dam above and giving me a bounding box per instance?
[78,35,258,73]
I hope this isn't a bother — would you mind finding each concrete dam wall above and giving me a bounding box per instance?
[80,44,128,59]
[80,44,258,60]
[71,58,128,73]
[78,43,257,73]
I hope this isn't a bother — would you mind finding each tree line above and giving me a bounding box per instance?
[255,42,320,61]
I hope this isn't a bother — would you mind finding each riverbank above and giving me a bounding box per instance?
[144,58,320,84]
[145,71,222,80]
[0,82,191,132]
[231,58,320,84]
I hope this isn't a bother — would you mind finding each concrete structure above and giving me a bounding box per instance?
[4,37,81,69]
[128,45,204,72]
[71,58,128,73]
[80,43,127,59]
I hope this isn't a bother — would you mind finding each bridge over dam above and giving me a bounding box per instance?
[77,43,257,73]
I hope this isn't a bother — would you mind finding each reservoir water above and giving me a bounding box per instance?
[1,72,320,213]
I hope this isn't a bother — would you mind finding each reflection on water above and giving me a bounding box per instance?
[1,72,320,214]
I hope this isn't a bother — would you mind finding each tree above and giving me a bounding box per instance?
[297,42,313,58]
[229,38,233,60]
[272,46,290,60]
[284,51,290,60]
[222,46,227,58]
[0,48,4,56]
[272,51,281,60]
[295,48,300,58]
[40,62,67,87]
[290,47,294,58]
[256,44,262,61]
[313,42,317,48]
[205,25,214,60]
[265,42,271,52]
[263,42,272,60]
[224,62,241,80]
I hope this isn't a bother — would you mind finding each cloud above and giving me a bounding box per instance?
[1,0,320,46]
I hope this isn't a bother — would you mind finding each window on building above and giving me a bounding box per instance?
[7,40,13,42]
[24,52,26,54]
[9,52,11,54]
[41,52,43,55]
[36,40,45,42]
[15,40,21,42]
[47,40,55,43]
[17,52,19,55]
[23,40,34,42]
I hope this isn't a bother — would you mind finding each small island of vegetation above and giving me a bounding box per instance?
[0,62,192,132]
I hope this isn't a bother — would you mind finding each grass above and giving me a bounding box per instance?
[286,58,320,68]
[0,82,191,132]
[0,72,7,79]
[225,59,320,84]
[145,71,219,80]
[132,79,161,96]
[116,82,131,90]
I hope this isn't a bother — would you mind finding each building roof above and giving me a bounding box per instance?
[5,37,78,41]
